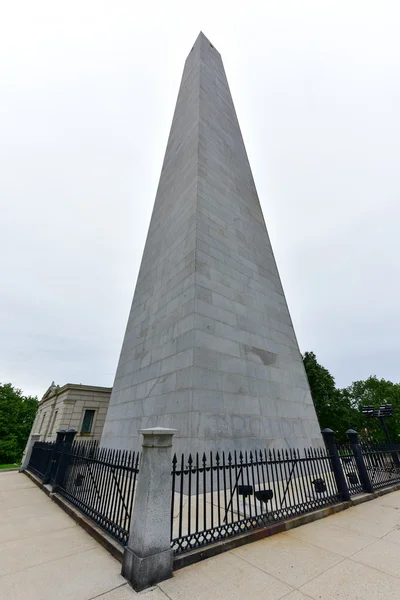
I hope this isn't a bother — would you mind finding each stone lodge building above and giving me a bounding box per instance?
[29,381,112,442]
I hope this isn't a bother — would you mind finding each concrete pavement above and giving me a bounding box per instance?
[2,471,400,599]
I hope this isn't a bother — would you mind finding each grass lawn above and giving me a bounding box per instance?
[0,463,20,470]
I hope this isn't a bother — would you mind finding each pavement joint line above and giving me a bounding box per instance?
[87,582,129,599]
[0,486,37,495]
[233,531,346,561]
[295,556,348,591]
[345,536,383,558]
[231,540,348,590]
[283,522,379,559]
[0,502,54,511]
[280,587,315,600]
[0,523,79,547]
[325,519,394,540]
[0,486,36,493]
[346,546,400,580]
[315,501,399,538]
[0,523,78,549]
[155,585,174,600]
[0,544,109,580]
[226,548,296,589]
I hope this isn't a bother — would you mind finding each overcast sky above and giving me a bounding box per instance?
[1,1,399,399]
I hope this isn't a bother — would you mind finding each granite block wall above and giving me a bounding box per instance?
[101,33,322,456]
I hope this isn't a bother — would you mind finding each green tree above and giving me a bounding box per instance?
[0,383,38,464]
[342,377,400,443]
[303,352,358,442]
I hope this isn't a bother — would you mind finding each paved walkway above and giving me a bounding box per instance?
[2,472,400,599]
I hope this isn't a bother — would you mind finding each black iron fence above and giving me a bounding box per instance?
[29,441,55,479]
[27,436,140,546]
[171,447,340,555]
[361,443,400,490]
[26,428,400,557]
[57,441,140,545]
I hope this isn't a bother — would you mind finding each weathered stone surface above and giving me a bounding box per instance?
[101,32,322,455]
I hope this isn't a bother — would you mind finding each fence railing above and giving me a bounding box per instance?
[171,447,340,555]
[27,435,140,546]
[26,428,400,578]
[57,441,140,545]
[29,441,55,480]
[361,443,400,490]
[338,445,364,495]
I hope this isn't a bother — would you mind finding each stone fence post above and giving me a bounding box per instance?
[346,429,374,493]
[122,427,177,592]
[20,434,41,472]
[321,428,350,502]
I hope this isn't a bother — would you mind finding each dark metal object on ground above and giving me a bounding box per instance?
[255,489,274,503]
[237,485,253,497]
[312,478,327,494]
[75,473,85,487]
[347,472,359,485]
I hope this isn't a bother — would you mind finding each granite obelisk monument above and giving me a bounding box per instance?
[101,33,322,455]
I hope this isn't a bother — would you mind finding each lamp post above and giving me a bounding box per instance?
[361,404,394,443]
[361,404,399,467]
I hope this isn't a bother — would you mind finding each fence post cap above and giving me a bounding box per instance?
[55,430,67,443]
[64,429,77,443]
[139,428,177,448]
[321,428,334,434]
[139,427,177,436]
[346,429,359,443]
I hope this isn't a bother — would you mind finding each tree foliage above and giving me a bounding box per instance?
[342,377,400,443]
[303,352,400,443]
[303,352,354,442]
[0,383,38,464]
